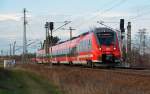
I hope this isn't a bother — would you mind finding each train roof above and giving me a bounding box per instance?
[93,27,116,33]
[57,28,116,44]
[56,31,90,45]
[37,27,117,51]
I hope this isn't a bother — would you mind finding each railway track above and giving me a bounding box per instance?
[83,66,150,77]
[40,63,150,77]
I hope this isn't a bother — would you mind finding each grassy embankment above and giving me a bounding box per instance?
[0,63,61,94]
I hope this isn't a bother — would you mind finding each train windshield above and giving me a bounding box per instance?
[97,32,116,46]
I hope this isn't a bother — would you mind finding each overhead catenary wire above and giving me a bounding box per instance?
[46,0,128,43]
[15,40,41,53]
[111,4,150,27]
[73,0,128,29]
[44,0,127,34]
[53,21,72,32]
[128,10,150,21]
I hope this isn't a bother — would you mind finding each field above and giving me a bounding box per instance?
[0,62,3,67]
[18,64,150,94]
[0,64,61,94]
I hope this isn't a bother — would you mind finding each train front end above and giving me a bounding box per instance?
[94,28,121,64]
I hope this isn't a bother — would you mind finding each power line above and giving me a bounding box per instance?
[15,40,41,52]
[128,10,150,20]
[101,0,127,14]
[53,21,72,32]
[74,0,128,28]
[127,4,150,20]
[61,27,76,39]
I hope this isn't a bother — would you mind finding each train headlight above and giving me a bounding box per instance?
[99,48,102,50]
[113,47,116,50]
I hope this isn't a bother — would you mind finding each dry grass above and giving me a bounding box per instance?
[18,64,150,94]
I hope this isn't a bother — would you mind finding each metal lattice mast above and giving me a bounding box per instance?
[127,22,131,63]
[138,29,146,56]
[45,22,49,62]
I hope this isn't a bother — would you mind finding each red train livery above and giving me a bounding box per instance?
[36,27,122,67]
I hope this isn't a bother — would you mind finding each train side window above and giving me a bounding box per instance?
[67,48,69,54]
[88,40,91,49]
[84,40,87,51]
[82,41,84,51]
[81,40,85,52]
[79,42,81,52]
[59,50,61,55]
[64,49,66,54]
[85,40,89,51]
[80,41,81,51]
[61,49,63,55]
[63,49,65,54]
[80,42,82,51]
[57,50,59,55]
[77,44,80,52]
[62,49,63,55]
[84,40,88,51]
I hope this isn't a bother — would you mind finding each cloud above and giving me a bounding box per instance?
[0,14,21,21]
[0,13,32,21]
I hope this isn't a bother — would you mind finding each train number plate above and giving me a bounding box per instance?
[106,47,110,50]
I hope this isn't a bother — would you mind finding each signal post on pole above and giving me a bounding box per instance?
[49,22,54,67]
[44,21,71,66]
[120,19,126,62]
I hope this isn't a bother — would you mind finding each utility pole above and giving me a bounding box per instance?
[13,41,16,56]
[127,22,131,63]
[9,43,12,58]
[69,27,76,39]
[6,51,8,56]
[40,41,43,49]
[22,8,27,63]
[61,27,76,39]
[1,50,3,56]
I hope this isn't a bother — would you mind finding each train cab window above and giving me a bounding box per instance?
[97,32,116,46]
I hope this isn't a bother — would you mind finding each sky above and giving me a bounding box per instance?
[0,0,150,55]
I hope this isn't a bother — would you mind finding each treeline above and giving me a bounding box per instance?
[0,53,36,63]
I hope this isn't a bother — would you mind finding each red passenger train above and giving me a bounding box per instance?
[36,27,122,67]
